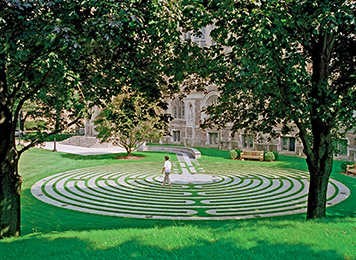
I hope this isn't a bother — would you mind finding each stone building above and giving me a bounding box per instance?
[162,87,355,161]
[83,88,355,161]
[162,85,305,154]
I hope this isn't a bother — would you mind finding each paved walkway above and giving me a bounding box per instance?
[42,142,126,155]
[168,152,218,185]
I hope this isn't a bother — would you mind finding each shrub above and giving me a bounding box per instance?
[44,133,74,142]
[230,149,238,160]
[341,161,354,172]
[236,149,241,159]
[22,132,74,142]
[264,151,275,161]
[24,120,47,130]
[272,151,279,161]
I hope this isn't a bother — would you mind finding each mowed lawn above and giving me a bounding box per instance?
[0,148,355,259]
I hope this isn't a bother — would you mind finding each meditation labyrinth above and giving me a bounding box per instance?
[31,154,350,220]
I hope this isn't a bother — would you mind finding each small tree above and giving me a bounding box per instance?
[95,90,166,156]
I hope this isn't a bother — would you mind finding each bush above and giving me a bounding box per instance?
[272,151,279,161]
[44,133,74,142]
[24,120,47,130]
[236,149,241,159]
[22,132,74,142]
[230,150,237,160]
[341,161,354,172]
[264,151,275,161]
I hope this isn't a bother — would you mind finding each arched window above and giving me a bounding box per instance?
[172,98,185,119]
[206,95,218,107]
[172,106,177,118]
[201,94,219,121]
[188,103,194,123]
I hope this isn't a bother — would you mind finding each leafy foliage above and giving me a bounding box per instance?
[340,161,355,173]
[182,0,355,218]
[95,89,166,155]
[230,149,238,160]
[22,132,74,142]
[0,0,185,238]
[194,1,356,141]
[264,152,275,162]
[273,151,279,161]
[1,0,185,151]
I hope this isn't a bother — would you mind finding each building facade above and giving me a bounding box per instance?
[162,86,355,161]
[83,89,355,161]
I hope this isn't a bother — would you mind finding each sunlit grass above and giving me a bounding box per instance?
[0,147,354,259]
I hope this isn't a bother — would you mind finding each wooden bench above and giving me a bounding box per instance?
[240,150,264,161]
[346,164,356,175]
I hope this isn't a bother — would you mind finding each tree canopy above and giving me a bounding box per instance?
[95,89,165,155]
[0,0,184,238]
[183,0,355,218]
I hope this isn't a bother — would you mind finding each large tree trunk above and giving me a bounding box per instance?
[0,103,22,238]
[306,168,331,218]
[0,152,21,238]
[305,128,333,219]
[304,31,335,219]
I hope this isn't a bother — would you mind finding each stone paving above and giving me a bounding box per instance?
[31,150,351,220]
[41,142,126,155]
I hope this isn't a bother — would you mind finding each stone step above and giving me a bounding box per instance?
[61,136,116,148]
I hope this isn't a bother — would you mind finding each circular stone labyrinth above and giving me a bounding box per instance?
[31,165,350,220]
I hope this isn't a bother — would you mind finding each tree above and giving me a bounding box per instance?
[0,1,87,239]
[95,89,166,156]
[0,0,184,238]
[184,1,355,218]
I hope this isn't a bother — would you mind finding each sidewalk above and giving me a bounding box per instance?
[42,142,126,155]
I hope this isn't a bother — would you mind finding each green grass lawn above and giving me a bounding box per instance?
[0,148,355,259]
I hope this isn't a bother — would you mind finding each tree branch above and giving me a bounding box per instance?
[12,70,51,131]
[9,47,45,99]
[10,40,64,101]
[17,115,82,156]
[295,120,314,162]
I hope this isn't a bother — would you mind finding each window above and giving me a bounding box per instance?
[242,135,254,149]
[188,103,194,123]
[195,27,207,47]
[206,95,218,106]
[334,139,347,156]
[202,94,219,121]
[172,106,177,118]
[172,98,184,119]
[173,130,180,142]
[184,32,191,41]
[208,132,218,145]
[282,137,288,150]
[282,137,296,152]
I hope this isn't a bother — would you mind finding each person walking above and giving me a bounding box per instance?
[162,155,172,186]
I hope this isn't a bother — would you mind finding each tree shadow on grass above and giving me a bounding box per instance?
[21,184,355,237]
[59,152,146,161]
[21,187,301,235]
[195,147,231,160]
[58,151,177,161]
[0,234,345,259]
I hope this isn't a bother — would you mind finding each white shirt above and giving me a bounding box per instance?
[164,160,172,173]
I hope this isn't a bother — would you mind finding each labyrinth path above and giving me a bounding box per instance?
[31,151,350,220]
